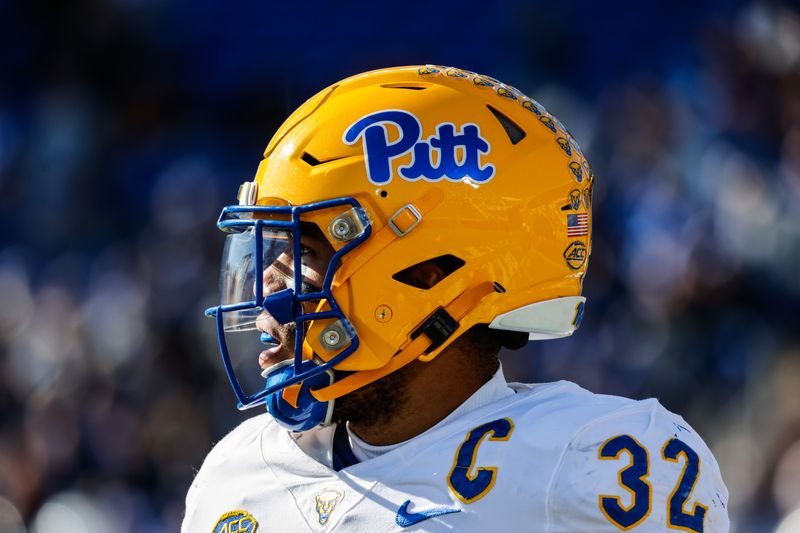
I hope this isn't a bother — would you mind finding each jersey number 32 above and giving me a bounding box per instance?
[598,434,708,532]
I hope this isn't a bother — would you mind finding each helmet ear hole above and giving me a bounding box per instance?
[392,255,465,290]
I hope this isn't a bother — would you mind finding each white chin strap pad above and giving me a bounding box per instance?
[488,296,586,340]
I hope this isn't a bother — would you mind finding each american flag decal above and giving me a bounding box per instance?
[567,213,588,237]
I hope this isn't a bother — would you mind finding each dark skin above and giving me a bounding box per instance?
[342,335,497,445]
[256,224,497,446]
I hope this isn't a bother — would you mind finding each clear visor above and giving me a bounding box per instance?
[219,226,318,332]
[217,223,338,399]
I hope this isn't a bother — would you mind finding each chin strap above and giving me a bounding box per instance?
[309,281,496,403]
[265,359,335,431]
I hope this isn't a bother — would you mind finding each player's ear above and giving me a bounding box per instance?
[393,261,446,290]
[393,255,465,290]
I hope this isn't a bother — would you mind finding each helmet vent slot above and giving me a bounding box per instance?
[301,152,347,167]
[392,255,465,290]
[380,83,431,90]
[301,152,323,166]
[486,105,526,145]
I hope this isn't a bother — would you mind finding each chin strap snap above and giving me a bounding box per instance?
[309,281,496,403]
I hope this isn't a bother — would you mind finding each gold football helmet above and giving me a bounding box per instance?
[205,65,593,430]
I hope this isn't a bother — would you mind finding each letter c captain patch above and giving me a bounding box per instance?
[448,417,514,503]
[213,510,258,533]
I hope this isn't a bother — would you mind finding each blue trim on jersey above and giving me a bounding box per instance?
[332,422,360,471]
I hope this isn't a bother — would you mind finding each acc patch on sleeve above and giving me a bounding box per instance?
[213,510,258,533]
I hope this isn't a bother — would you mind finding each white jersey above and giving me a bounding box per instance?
[182,381,729,532]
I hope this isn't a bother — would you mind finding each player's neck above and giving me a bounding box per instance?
[347,347,495,446]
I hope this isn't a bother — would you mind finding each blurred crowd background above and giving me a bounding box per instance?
[1,0,799,531]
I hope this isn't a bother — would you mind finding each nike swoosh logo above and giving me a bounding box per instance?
[395,499,461,528]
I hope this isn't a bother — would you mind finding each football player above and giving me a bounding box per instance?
[183,66,729,532]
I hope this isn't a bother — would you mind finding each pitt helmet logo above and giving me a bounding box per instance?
[315,489,344,525]
[343,110,495,185]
